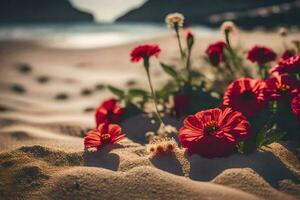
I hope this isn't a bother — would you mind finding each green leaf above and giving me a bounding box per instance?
[160,62,182,83]
[255,116,276,148]
[237,142,245,154]
[223,48,231,59]
[262,130,286,146]
[156,88,169,101]
[107,85,125,98]
[128,89,149,98]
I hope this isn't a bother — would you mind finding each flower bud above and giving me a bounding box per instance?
[186,30,194,50]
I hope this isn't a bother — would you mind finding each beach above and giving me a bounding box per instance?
[0,30,300,199]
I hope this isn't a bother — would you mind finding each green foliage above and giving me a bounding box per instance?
[107,85,125,98]
[273,100,300,141]
[255,117,276,148]
[261,129,285,147]
[128,88,149,98]
[160,62,183,85]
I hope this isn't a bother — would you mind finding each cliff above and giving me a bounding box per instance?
[0,0,94,24]
[117,0,299,29]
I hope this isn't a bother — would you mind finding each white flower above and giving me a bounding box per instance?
[220,21,237,34]
[278,27,288,37]
[165,12,185,29]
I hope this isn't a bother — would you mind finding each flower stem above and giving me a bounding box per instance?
[145,67,165,127]
[186,48,192,83]
[175,28,185,60]
[258,63,268,80]
[225,33,238,70]
[225,31,248,76]
[282,37,288,50]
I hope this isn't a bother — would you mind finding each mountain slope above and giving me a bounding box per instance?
[117,0,299,29]
[0,0,94,24]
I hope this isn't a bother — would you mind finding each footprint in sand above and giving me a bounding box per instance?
[11,84,26,94]
[94,83,105,91]
[83,107,94,113]
[81,88,93,96]
[55,93,69,100]
[0,105,9,112]
[126,79,137,86]
[36,76,50,84]
[17,63,32,74]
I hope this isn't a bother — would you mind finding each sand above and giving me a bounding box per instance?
[0,30,300,200]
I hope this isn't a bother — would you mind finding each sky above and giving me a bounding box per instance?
[70,0,146,22]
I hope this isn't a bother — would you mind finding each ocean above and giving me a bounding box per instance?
[0,22,217,49]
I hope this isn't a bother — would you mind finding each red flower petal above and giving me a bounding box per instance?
[183,115,204,131]
[84,129,102,149]
[111,134,126,144]
[130,44,161,63]
[179,108,251,158]
[223,78,266,118]
[84,123,126,150]
[108,124,122,139]
[247,45,277,63]
[95,98,124,126]
[205,41,227,66]
[264,74,300,101]
[102,98,117,110]
[270,55,300,75]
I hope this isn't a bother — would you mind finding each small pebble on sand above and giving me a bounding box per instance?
[0,105,9,112]
[37,76,50,84]
[17,63,32,74]
[95,83,105,90]
[126,79,137,86]
[55,93,69,100]
[81,89,93,96]
[84,107,94,113]
[11,84,26,94]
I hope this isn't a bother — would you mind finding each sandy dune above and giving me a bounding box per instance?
[0,31,300,199]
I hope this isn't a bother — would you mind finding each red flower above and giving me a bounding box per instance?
[179,108,250,158]
[291,95,300,121]
[247,45,277,63]
[264,74,300,101]
[84,123,126,150]
[281,50,294,60]
[223,78,266,118]
[186,30,194,49]
[269,55,300,75]
[205,41,227,66]
[186,30,194,40]
[174,93,189,118]
[130,44,161,62]
[95,98,124,126]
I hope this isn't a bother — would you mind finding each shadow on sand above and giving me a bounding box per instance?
[83,144,121,171]
[188,149,298,188]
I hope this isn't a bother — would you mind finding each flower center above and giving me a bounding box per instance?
[101,134,111,142]
[204,121,219,135]
[241,90,254,100]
